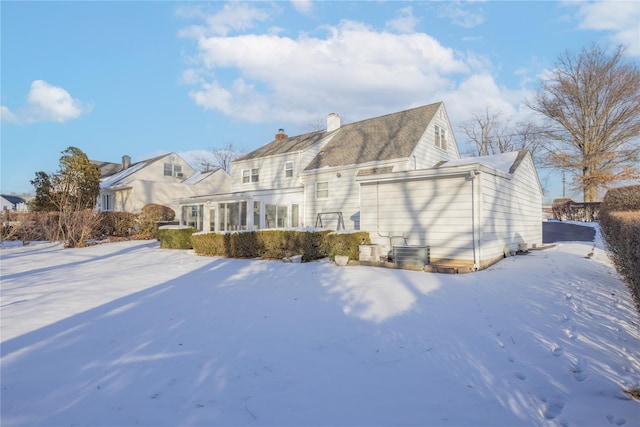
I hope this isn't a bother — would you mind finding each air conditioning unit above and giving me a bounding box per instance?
[176,172,184,178]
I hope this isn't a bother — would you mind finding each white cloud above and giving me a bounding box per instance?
[184,19,473,123]
[291,0,313,14]
[178,3,269,38]
[1,80,90,124]
[1,106,18,123]
[385,7,419,34]
[438,2,485,28]
[574,1,640,55]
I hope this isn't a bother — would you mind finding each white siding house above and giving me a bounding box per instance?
[97,153,231,215]
[177,102,543,270]
[1,195,28,212]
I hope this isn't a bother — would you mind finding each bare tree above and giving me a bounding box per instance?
[459,106,544,158]
[526,44,640,202]
[206,143,244,174]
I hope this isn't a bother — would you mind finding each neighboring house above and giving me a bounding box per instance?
[1,194,29,212]
[96,153,230,215]
[178,102,543,269]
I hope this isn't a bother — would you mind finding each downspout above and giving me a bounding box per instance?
[376,182,394,252]
[470,169,480,270]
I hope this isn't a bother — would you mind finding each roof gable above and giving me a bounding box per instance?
[304,102,442,171]
[100,154,168,189]
[1,195,26,204]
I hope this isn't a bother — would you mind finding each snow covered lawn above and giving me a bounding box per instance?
[1,232,639,426]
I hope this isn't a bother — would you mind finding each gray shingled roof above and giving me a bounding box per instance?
[91,161,123,178]
[236,130,328,161]
[236,102,442,168]
[304,102,441,170]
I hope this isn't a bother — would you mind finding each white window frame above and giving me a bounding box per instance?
[284,161,294,178]
[102,194,112,211]
[316,181,329,199]
[242,168,259,183]
[164,163,183,177]
[435,125,447,150]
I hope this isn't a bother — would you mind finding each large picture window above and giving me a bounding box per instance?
[218,201,247,231]
[265,204,288,228]
[253,201,261,230]
[181,205,203,231]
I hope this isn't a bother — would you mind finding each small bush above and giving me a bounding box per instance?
[138,204,176,238]
[325,231,371,260]
[157,226,195,249]
[95,212,137,238]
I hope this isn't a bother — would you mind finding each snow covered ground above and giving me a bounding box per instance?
[1,225,639,427]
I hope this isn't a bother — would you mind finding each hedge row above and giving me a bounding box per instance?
[158,226,197,249]
[599,185,640,308]
[188,229,371,262]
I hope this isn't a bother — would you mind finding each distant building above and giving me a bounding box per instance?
[1,195,29,212]
[93,153,230,214]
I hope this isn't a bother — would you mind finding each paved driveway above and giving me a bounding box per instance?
[542,221,595,244]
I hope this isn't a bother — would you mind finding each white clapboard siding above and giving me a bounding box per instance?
[231,152,304,194]
[304,168,363,229]
[479,155,542,258]
[359,176,475,261]
[411,107,461,169]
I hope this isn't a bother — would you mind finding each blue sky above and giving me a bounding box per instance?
[2,1,639,202]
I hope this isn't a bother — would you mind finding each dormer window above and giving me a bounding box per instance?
[284,161,294,178]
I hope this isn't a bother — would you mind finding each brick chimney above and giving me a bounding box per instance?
[122,155,131,169]
[275,128,288,141]
[327,113,341,132]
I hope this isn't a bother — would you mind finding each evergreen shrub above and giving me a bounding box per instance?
[157,226,195,249]
[325,231,371,260]
[192,229,369,262]
[138,204,176,238]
